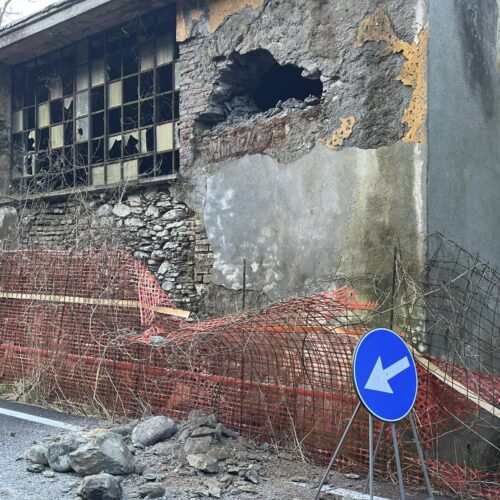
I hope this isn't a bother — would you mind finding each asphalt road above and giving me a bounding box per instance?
[0,399,93,500]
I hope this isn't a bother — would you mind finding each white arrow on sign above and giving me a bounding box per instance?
[364,356,410,394]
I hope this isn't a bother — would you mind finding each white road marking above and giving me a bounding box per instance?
[0,407,81,431]
[320,487,389,500]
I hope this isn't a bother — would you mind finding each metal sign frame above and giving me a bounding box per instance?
[314,330,435,500]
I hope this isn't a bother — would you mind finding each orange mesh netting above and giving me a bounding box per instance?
[0,247,498,498]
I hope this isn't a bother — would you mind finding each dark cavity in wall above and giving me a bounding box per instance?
[196,49,323,131]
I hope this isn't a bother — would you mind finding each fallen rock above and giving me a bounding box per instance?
[137,483,166,498]
[27,444,49,465]
[27,463,45,473]
[131,416,178,446]
[187,454,219,474]
[110,421,138,438]
[78,473,123,500]
[183,436,213,455]
[188,411,218,430]
[47,434,87,472]
[245,470,260,484]
[69,432,135,476]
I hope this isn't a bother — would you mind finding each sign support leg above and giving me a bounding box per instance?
[314,402,361,500]
[409,412,434,500]
[369,414,374,500]
[390,423,406,500]
[364,422,386,494]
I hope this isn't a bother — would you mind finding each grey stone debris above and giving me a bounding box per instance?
[69,432,135,476]
[27,444,49,465]
[27,463,45,473]
[183,435,213,455]
[131,416,178,447]
[187,454,219,474]
[110,420,138,438]
[137,483,166,499]
[78,473,123,500]
[47,434,88,472]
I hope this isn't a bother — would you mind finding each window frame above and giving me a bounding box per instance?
[10,5,180,195]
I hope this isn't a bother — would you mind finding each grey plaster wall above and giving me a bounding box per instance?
[428,0,500,267]
[205,142,427,301]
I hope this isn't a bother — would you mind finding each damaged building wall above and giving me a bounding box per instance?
[175,0,428,310]
[0,0,430,314]
[428,0,500,269]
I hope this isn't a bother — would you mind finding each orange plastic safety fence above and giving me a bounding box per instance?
[0,250,497,499]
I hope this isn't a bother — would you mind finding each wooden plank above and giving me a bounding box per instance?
[411,349,499,419]
[0,291,190,319]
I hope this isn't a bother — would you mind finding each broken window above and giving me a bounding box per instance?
[11,4,179,194]
[197,49,323,130]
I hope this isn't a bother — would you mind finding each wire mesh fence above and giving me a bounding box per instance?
[0,234,498,498]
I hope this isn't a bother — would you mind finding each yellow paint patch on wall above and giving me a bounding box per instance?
[177,0,263,41]
[355,8,428,144]
[207,0,264,33]
[322,116,356,149]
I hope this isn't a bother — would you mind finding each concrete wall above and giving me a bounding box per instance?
[175,0,429,311]
[428,0,500,267]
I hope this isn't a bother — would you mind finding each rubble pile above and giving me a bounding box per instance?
[24,411,333,500]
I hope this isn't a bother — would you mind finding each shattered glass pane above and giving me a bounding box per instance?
[76,117,89,143]
[124,131,139,156]
[108,134,122,160]
[64,97,74,120]
[140,128,154,153]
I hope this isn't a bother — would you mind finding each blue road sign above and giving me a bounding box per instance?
[352,328,418,422]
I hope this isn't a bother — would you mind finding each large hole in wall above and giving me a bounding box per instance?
[196,49,323,131]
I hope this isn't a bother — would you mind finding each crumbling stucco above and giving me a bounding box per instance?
[356,8,428,143]
[322,116,356,150]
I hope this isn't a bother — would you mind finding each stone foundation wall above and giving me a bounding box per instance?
[15,186,213,313]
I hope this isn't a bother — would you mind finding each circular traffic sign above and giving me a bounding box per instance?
[352,328,418,422]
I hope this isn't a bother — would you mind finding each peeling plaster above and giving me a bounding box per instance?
[322,116,356,149]
[356,8,428,144]
[176,0,264,41]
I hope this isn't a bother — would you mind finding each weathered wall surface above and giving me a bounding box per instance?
[174,0,428,310]
[428,0,500,268]
[205,142,426,300]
